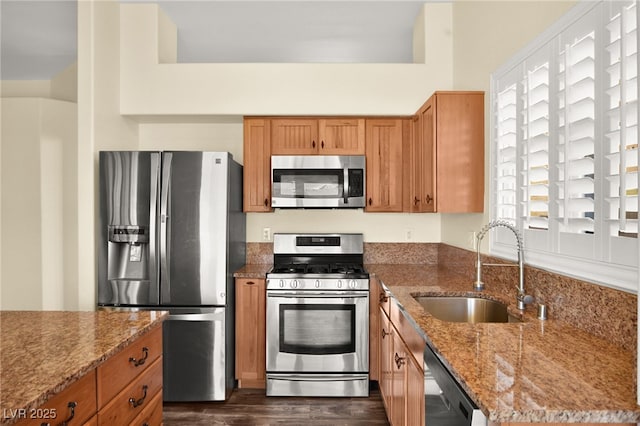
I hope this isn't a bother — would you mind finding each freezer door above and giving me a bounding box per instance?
[160,152,229,306]
[162,307,230,401]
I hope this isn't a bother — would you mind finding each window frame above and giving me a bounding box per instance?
[490,0,639,293]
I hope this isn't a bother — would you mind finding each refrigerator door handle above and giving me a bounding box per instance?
[149,153,161,304]
[160,153,173,304]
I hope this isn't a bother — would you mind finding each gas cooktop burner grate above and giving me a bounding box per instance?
[270,263,366,275]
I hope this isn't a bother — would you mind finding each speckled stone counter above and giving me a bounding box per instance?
[0,310,167,424]
[367,264,640,424]
[234,263,272,279]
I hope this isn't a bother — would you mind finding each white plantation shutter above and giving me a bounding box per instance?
[604,0,639,266]
[495,68,519,226]
[522,54,551,231]
[556,8,597,259]
[491,0,639,292]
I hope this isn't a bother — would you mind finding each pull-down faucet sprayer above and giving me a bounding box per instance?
[474,220,533,310]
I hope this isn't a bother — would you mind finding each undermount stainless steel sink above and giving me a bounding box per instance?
[414,296,521,323]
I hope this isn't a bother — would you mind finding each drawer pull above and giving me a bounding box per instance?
[394,353,406,369]
[128,385,148,408]
[60,401,77,426]
[129,347,149,367]
[39,401,76,426]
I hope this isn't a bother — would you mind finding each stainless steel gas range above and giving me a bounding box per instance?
[266,233,370,397]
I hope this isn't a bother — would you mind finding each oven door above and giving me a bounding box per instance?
[266,290,369,373]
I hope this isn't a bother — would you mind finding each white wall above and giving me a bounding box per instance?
[442,0,577,252]
[77,0,139,310]
[121,2,453,243]
[1,98,77,310]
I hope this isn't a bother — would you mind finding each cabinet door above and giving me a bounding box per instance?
[235,278,266,389]
[243,119,272,212]
[369,278,381,382]
[271,118,318,154]
[406,355,425,426]
[435,92,485,212]
[391,330,407,426]
[365,119,405,212]
[418,98,436,212]
[378,307,394,420]
[318,118,365,154]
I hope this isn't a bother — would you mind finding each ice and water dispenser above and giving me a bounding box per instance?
[105,225,153,304]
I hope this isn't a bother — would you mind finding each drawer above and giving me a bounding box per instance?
[98,357,162,426]
[18,370,96,426]
[97,325,162,408]
[131,390,163,426]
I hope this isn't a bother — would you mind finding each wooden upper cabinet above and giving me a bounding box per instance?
[271,118,318,154]
[412,91,484,213]
[365,119,408,212]
[318,118,365,154]
[271,118,365,155]
[243,118,272,212]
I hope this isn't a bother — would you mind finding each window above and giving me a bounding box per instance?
[491,0,639,292]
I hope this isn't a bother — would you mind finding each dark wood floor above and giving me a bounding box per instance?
[163,388,390,425]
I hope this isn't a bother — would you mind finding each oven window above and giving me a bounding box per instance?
[273,170,343,198]
[279,304,356,355]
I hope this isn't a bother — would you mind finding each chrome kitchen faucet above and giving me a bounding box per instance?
[474,220,533,310]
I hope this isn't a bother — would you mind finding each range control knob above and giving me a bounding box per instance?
[337,280,343,289]
[290,279,299,289]
[315,280,321,288]
[279,280,285,288]
[349,280,358,289]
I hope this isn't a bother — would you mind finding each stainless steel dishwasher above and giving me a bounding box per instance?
[424,344,487,426]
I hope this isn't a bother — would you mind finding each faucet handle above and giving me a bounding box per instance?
[516,286,534,304]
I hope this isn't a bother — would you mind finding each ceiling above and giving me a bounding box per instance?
[0,0,427,81]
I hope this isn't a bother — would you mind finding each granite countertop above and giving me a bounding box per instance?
[234,263,272,279]
[0,310,167,424]
[366,264,640,424]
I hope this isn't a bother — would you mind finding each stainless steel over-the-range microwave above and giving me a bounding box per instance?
[271,155,366,208]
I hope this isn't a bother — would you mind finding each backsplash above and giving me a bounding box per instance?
[244,241,637,351]
[438,244,637,352]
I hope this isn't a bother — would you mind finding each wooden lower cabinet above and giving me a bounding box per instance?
[17,370,97,426]
[378,305,424,426]
[16,325,163,426]
[405,354,425,426]
[235,278,267,389]
[96,325,163,425]
[97,357,163,425]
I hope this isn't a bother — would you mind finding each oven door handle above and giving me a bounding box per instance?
[267,292,368,299]
[268,374,368,382]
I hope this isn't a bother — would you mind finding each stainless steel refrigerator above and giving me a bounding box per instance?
[97,151,245,402]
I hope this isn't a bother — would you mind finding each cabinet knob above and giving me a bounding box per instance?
[413,196,420,206]
[368,198,372,206]
[379,292,389,303]
[246,281,256,286]
[264,198,269,207]
[381,328,391,339]
[321,140,325,149]
[426,194,433,204]
[312,140,316,148]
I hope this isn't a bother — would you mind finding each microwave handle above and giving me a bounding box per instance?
[343,168,349,204]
